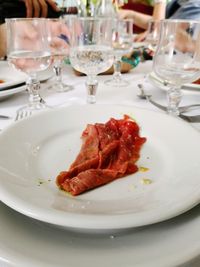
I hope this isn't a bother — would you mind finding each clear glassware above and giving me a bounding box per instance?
[69,17,114,104]
[6,18,51,113]
[153,19,200,115]
[60,0,79,16]
[95,0,117,17]
[47,18,73,92]
[145,19,161,54]
[104,19,133,87]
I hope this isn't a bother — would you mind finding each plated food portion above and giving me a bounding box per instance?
[57,115,146,195]
[0,105,200,231]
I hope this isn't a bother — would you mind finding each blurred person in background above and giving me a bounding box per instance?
[118,0,200,42]
[118,0,167,41]
[166,0,200,20]
[0,0,61,57]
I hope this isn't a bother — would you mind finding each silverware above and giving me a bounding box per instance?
[178,114,200,123]
[15,109,32,121]
[137,84,200,123]
[0,114,11,119]
[0,82,26,92]
[137,84,200,113]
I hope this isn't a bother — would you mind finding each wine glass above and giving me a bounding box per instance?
[153,19,200,115]
[145,19,161,54]
[47,18,73,92]
[141,19,161,84]
[104,18,133,87]
[69,17,114,104]
[6,18,51,113]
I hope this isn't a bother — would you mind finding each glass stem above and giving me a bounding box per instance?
[53,60,62,84]
[26,73,42,108]
[113,56,122,82]
[85,75,98,104]
[167,86,182,116]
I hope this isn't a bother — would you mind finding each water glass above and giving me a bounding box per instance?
[104,19,133,87]
[145,19,161,54]
[47,18,73,92]
[6,18,51,113]
[153,19,200,115]
[70,17,114,104]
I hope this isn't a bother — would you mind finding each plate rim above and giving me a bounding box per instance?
[0,84,26,99]
[0,62,27,90]
[0,202,200,267]
[0,104,200,230]
[148,72,200,92]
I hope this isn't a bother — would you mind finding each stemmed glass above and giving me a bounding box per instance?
[141,19,161,84]
[145,19,161,54]
[104,19,133,87]
[153,19,200,115]
[6,18,51,114]
[47,18,73,92]
[69,17,114,104]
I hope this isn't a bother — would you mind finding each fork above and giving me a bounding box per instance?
[137,83,200,113]
[137,84,200,123]
[15,109,32,121]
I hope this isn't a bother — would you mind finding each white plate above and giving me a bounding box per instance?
[0,61,54,89]
[0,84,26,101]
[0,104,200,231]
[0,61,27,90]
[148,72,200,94]
[0,202,199,267]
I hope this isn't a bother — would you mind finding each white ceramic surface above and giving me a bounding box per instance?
[0,202,199,267]
[0,84,26,101]
[0,61,53,88]
[148,72,200,94]
[0,104,200,231]
[0,61,27,90]
[0,61,53,100]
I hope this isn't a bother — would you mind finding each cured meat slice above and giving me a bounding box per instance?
[56,124,100,185]
[56,115,146,195]
[62,169,119,196]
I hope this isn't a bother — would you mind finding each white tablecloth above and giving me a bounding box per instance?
[0,60,200,267]
[1,60,200,131]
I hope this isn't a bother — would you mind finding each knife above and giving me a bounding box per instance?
[0,115,11,120]
[0,82,26,92]
[145,95,200,123]
[179,114,200,123]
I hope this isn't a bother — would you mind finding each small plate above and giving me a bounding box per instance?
[0,61,53,89]
[148,72,200,94]
[0,105,200,231]
[0,202,199,267]
[0,61,27,90]
[0,84,26,101]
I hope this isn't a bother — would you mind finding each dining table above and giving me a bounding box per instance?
[0,59,200,267]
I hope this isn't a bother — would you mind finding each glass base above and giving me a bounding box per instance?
[167,87,182,116]
[167,107,180,116]
[15,102,47,121]
[48,82,74,93]
[104,77,130,87]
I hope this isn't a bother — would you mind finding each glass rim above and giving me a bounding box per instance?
[161,18,200,24]
[5,17,47,22]
[115,18,133,23]
[72,17,114,22]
